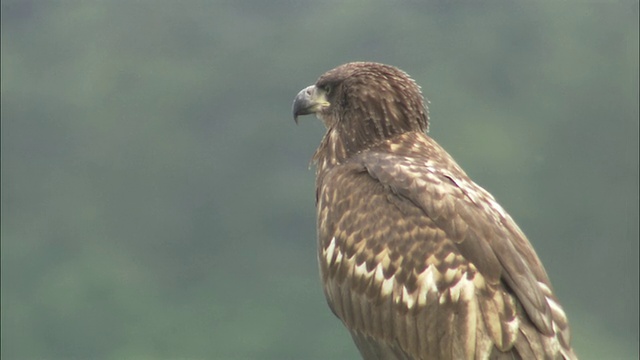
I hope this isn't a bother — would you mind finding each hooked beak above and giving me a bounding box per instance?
[292,85,330,124]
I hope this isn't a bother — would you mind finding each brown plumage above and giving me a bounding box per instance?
[293,62,576,360]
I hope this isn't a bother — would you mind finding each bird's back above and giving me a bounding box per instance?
[316,132,576,360]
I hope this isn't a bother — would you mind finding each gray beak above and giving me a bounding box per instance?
[292,85,329,124]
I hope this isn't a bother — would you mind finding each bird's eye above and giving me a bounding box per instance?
[323,85,332,96]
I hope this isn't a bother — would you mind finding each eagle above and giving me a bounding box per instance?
[292,62,576,360]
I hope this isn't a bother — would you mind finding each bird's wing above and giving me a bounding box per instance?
[317,134,573,359]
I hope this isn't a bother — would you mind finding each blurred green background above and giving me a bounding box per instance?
[1,1,638,359]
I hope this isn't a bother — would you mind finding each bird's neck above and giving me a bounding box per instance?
[312,127,348,174]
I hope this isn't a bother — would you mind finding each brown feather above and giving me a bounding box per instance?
[296,62,576,359]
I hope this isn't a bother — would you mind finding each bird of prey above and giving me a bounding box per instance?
[292,62,576,360]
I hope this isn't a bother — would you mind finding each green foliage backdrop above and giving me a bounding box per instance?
[2,1,638,359]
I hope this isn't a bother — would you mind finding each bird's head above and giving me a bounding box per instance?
[293,62,429,154]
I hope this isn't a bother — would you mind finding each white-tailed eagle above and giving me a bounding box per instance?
[292,62,576,360]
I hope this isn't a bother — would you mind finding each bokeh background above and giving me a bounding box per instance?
[1,1,638,359]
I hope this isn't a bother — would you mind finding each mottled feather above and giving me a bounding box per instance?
[294,62,576,360]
